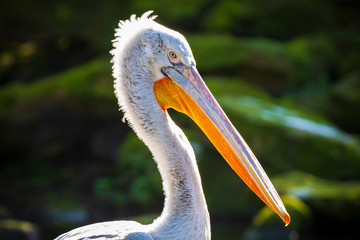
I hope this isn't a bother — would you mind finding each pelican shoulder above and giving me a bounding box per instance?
[55,221,151,240]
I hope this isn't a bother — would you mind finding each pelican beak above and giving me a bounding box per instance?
[154,65,290,226]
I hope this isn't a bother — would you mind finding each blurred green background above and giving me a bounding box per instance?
[1,0,360,239]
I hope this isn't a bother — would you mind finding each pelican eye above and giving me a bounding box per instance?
[168,51,177,59]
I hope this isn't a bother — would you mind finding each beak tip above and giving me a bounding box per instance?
[283,212,291,227]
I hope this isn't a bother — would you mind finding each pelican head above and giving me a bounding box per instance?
[111,11,197,137]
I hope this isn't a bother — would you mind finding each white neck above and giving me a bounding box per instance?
[147,115,210,240]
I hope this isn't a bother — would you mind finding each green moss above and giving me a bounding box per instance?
[0,56,112,119]
[0,219,38,234]
[274,171,360,201]
[188,34,336,96]
[273,171,360,220]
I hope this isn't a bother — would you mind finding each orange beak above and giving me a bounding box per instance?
[154,65,290,226]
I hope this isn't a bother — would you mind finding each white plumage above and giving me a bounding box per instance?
[55,10,289,240]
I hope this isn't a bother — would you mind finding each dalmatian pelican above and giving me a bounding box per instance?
[55,11,290,240]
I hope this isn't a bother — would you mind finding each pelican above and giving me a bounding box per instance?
[55,11,290,240]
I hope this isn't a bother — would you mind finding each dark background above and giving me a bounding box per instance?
[1,0,360,239]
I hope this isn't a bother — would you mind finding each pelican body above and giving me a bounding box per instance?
[55,11,290,240]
